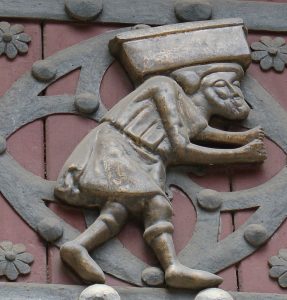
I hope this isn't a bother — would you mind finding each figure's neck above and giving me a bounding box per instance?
[190,92,211,121]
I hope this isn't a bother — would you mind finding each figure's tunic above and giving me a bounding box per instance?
[55,85,206,210]
[55,96,171,209]
[103,96,171,155]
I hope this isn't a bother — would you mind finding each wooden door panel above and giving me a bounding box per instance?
[0,18,286,297]
[231,32,287,293]
[0,21,46,283]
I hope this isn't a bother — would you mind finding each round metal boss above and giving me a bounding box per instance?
[65,0,103,21]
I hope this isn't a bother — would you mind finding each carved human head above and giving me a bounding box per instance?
[171,63,251,120]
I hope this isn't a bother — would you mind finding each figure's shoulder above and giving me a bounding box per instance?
[143,75,178,87]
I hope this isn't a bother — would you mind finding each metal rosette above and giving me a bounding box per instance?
[0,28,286,288]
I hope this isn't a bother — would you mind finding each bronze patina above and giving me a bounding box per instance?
[53,20,267,290]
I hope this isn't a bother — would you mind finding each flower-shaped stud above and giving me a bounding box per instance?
[0,21,31,60]
[0,241,34,281]
[269,249,287,288]
[251,36,287,72]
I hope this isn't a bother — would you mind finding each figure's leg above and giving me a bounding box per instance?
[60,202,128,283]
[143,195,223,289]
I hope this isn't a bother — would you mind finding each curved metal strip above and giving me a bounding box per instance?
[1,282,286,300]
[0,0,286,32]
[211,0,287,32]
[168,166,285,212]
[0,153,147,285]
[166,74,287,272]
[167,172,220,264]
[1,27,287,286]
[167,73,287,272]
[6,95,78,134]
[74,37,115,119]
[191,197,287,273]
[0,28,126,137]
[168,168,287,273]
[180,208,220,267]
[242,75,287,153]
[0,28,148,286]
[0,153,79,240]
[221,167,287,211]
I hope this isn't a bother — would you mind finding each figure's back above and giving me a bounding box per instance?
[103,94,171,155]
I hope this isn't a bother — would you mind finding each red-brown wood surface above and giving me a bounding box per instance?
[231,33,287,293]
[0,18,286,296]
[1,21,46,283]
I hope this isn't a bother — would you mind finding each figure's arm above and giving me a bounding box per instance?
[193,125,264,146]
[175,139,267,165]
[132,76,190,150]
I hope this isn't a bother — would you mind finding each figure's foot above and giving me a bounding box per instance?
[242,139,267,163]
[60,242,105,283]
[165,264,223,290]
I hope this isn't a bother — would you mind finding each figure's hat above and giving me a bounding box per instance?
[109,19,251,84]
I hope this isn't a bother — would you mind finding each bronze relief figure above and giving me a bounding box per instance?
[54,19,266,290]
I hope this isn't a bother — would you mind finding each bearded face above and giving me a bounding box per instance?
[201,72,250,120]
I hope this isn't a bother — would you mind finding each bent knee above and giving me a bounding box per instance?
[143,196,173,236]
[99,202,128,236]
[146,196,173,219]
[143,221,174,244]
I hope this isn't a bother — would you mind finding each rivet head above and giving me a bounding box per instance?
[0,136,7,154]
[5,251,16,262]
[2,33,13,43]
[75,92,100,114]
[32,60,57,82]
[197,189,222,211]
[195,288,234,300]
[142,267,165,286]
[65,0,103,21]
[79,284,120,300]
[175,0,212,22]
[268,47,278,56]
[244,224,268,247]
[37,217,63,242]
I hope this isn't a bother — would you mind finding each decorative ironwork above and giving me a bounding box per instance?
[251,37,287,72]
[141,267,165,286]
[65,0,103,21]
[0,241,34,281]
[32,60,57,82]
[269,249,287,289]
[0,22,286,292]
[0,21,31,60]
[0,1,284,294]
[0,0,285,32]
[0,283,286,299]
[174,0,212,22]
[55,19,266,289]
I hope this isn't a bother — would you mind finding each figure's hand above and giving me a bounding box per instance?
[244,126,265,143]
[241,139,267,163]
